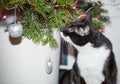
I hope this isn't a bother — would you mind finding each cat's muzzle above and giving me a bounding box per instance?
[60,28,64,32]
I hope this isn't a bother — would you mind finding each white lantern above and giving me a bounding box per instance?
[8,23,23,38]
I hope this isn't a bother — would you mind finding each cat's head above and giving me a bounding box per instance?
[60,18,92,46]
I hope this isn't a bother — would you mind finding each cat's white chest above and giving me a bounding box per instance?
[76,43,110,84]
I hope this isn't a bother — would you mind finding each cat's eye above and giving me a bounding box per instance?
[69,28,74,32]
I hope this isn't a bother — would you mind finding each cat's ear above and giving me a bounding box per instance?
[84,25,90,35]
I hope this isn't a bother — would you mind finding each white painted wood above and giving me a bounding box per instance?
[101,0,120,84]
[0,29,61,84]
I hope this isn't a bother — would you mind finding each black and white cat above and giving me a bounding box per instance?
[59,14,117,84]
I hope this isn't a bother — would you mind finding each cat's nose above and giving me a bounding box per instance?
[60,28,64,32]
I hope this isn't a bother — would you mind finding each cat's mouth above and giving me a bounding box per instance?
[60,28,64,32]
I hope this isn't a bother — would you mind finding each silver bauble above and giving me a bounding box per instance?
[8,23,23,38]
[46,57,53,74]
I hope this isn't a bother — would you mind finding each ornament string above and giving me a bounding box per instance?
[14,0,18,24]
[14,7,17,24]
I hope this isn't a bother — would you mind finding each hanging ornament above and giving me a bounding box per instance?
[95,13,101,19]
[45,57,53,74]
[8,23,23,38]
[8,2,23,39]
[2,15,7,20]
[98,28,103,32]
[72,6,77,10]
[53,4,60,9]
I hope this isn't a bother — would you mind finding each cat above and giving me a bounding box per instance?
[59,13,117,84]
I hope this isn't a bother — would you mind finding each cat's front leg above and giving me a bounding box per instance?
[59,70,74,84]
[102,52,117,84]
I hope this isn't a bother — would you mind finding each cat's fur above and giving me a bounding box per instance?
[59,14,117,84]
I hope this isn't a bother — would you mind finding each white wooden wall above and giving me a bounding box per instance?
[101,0,120,84]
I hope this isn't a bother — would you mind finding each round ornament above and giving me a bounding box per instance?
[8,23,23,38]
[72,6,76,10]
[53,4,60,9]
[98,28,103,32]
[78,14,86,19]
